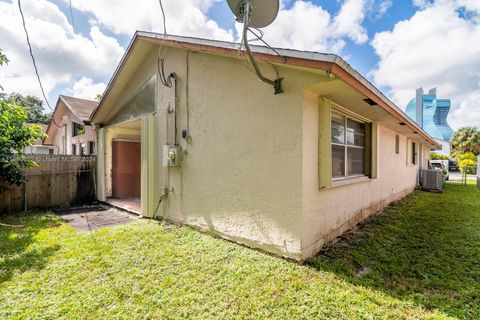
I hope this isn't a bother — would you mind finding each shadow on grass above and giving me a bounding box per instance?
[307,184,480,319]
[0,213,62,283]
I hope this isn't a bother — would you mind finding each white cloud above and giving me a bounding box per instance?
[0,0,374,109]
[368,0,393,20]
[0,0,124,105]
[66,0,372,54]
[412,0,432,9]
[371,0,480,129]
[256,1,342,52]
[65,0,234,41]
[248,0,369,53]
[68,77,106,100]
[332,0,369,44]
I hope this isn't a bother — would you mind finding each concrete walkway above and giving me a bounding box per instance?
[57,206,138,232]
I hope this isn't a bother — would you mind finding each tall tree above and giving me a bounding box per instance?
[451,127,480,156]
[0,50,45,189]
[0,100,45,188]
[0,49,8,91]
[0,92,51,124]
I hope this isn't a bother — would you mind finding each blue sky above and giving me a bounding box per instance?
[46,0,418,96]
[171,0,419,76]
[0,0,479,129]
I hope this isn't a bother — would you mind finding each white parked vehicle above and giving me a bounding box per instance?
[430,160,449,181]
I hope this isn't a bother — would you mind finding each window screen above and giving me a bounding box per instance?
[395,135,400,154]
[331,112,366,179]
[412,142,417,165]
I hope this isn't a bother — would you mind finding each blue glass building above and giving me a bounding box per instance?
[405,87,454,143]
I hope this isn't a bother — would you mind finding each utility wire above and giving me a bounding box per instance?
[17,0,61,128]
[68,0,75,31]
[247,27,285,60]
[158,0,167,35]
[157,0,173,88]
[18,0,52,112]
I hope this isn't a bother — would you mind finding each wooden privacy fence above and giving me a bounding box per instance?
[0,155,96,213]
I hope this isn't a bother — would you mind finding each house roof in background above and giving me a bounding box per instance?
[59,95,97,123]
[43,95,97,145]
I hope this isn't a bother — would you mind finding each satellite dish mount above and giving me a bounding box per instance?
[228,0,283,94]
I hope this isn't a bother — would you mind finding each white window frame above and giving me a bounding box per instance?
[331,110,367,181]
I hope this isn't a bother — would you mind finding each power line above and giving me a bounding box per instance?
[158,0,167,35]
[17,0,60,128]
[157,0,172,88]
[247,27,285,61]
[17,0,52,112]
[69,0,75,31]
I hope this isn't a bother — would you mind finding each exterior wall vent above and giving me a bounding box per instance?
[363,98,377,106]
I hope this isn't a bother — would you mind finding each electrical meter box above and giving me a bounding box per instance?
[163,145,183,167]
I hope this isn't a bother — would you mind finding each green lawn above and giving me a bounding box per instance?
[1,182,479,319]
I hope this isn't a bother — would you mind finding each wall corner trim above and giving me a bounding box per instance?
[318,97,332,190]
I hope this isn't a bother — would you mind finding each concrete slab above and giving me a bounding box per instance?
[106,197,141,215]
[57,206,139,232]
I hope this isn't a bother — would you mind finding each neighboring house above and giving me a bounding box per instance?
[24,123,54,154]
[43,95,98,155]
[405,87,454,156]
[90,32,440,261]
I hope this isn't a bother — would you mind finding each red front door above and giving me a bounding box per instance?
[112,141,141,198]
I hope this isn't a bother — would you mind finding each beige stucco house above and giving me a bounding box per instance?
[91,32,440,261]
[44,95,98,155]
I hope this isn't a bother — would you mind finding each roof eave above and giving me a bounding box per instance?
[43,96,63,145]
[90,32,440,148]
[90,31,142,123]
[59,95,90,124]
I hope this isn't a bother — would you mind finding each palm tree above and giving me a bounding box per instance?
[451,127,480,156]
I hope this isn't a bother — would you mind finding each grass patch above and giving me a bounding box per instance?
[1,182,478,319]
[310,182,480,319]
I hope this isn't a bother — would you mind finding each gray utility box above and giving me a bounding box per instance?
[421,169,444,191]
[163,145,184,167]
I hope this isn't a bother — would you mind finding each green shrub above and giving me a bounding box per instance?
[457,152,477,174]
[430,152,449,160]
[0,100,45,188]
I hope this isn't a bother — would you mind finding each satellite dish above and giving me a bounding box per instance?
[226,0,283,94]
[227,0,279,28]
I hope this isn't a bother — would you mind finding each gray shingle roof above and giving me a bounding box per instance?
[60,95,97,123]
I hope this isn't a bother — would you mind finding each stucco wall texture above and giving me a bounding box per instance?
[302,94,428,259]
[99,45,431,260]
[159,48,311,257]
